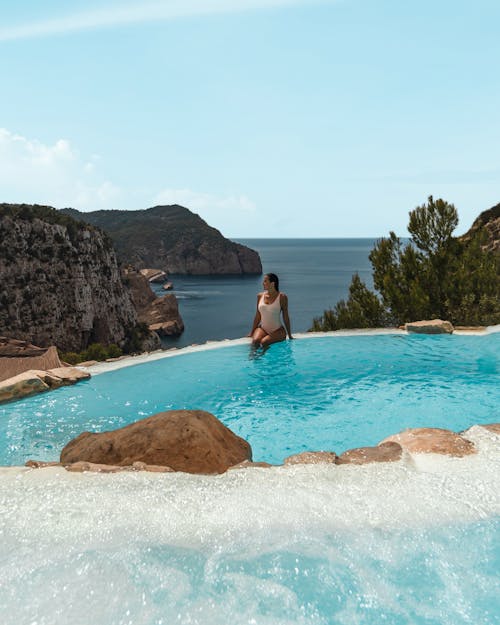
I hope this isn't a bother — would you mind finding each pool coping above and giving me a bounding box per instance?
[78,324,500,376]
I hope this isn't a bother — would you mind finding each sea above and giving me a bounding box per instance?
[152,239,376,349]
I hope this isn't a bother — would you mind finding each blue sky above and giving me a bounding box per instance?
[1,0,499,237]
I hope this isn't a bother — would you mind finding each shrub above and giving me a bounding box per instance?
[60,343,123,365]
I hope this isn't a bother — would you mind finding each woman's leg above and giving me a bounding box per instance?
[260,327,286,347]
[251,327,267,346]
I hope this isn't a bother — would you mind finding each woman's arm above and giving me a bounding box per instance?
[248,294,262,336]
[280,293,293,339]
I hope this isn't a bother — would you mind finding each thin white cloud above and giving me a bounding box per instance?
[0,128,122,210]
[153,187,258,234]
[154,187,256,213]
[0,0,332,42]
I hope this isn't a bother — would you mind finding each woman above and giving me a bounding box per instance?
[248,273,293,348]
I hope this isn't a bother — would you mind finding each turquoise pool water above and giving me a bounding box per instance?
[0,333,498,466]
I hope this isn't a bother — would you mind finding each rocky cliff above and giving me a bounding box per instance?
[461,202,500,253]
[125,270,184,337]
[61,205,262,274]
[0,204,160,352]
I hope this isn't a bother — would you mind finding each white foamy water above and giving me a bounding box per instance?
[2,426,499,549]
[1,427,499,625]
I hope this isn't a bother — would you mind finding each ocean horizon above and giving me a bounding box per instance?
[156,238,377,348]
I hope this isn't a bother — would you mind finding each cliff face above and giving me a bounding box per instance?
[0,204,159,352]
[461,203,500,253]
[61,205,262,275]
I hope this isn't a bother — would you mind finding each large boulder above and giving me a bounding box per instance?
[405,319,454,334]
[380,427,476,457]
[60,409,252,474]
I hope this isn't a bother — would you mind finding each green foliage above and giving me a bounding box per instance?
[312,196,500,331]
[60,343,123,365]
[311,274,387,331]
[123,323,151,354]
[60,352,81,365]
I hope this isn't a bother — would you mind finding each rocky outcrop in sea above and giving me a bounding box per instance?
[125,269,184,337]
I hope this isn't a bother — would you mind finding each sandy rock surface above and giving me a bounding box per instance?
[337,441,403,465]
[381,427,476,456]
[405,319,454,334]
[284,451,337,465]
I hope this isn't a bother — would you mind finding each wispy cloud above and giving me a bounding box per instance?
[154,187,256,212]
[153,187,257,233]
[0,127,258,232]
[0,0,330,42]
[0,128,122,209]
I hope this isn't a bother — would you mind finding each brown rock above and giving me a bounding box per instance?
[126,270,184,337]
[0,370,50,403]
[228,460,275,470]
[60,409,252,474]
[380,428,476,456]
[405,319,454,334]
[454,326,487,332]
[132,461,174,472]
[481,423,500,435]
[143,464,175,473]
[336,441,403,465]
[284,451,337,465]
[46,367,91,384]
[140,294,184,337]
[65,461,127,473]
[35,371,65,389]
[25,460,62,468]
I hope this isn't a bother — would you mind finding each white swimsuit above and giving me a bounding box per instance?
[258,292,282,333]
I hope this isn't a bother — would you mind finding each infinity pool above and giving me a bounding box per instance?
[0,332,498,465]
[1,332,499,625]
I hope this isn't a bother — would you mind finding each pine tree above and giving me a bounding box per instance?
[312,197,500,330]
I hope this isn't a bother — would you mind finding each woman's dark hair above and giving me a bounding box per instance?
[265,273,279,291]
